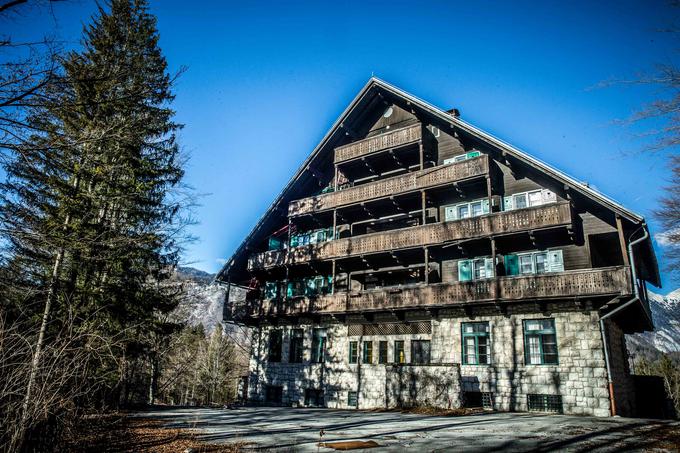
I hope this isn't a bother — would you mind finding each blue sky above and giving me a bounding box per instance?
[4,0,679,291]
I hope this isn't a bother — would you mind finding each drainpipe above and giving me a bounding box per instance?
[599,225,648,416]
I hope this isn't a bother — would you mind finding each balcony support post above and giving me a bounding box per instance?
[419,139,424,170]
[421,190,427,225]
[424,247,429,284]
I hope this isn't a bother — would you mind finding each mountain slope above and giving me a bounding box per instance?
[627,289,680,358]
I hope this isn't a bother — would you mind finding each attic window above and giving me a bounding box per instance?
[383,106,394,118]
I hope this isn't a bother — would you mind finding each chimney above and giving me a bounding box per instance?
[446,108,460,117]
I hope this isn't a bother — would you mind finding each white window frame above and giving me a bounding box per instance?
[515,250,562,275]
[444,197,489,221]
[503,189,557,211]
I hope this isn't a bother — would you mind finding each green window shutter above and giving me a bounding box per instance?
[504,254,519,276]
[286,281,294,298]
[481,199,490,214]
[467,151,481,159]
[484,258,495,278]
[547,250,564,273]
[503,196,513,211]
[268,237,282,251]
[458,260,472,282]
[290,235,299,248]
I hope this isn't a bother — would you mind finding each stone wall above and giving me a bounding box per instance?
[605,319,636,416]
[248,309,624,417]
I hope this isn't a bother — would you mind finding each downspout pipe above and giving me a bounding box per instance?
[599,225,648,416]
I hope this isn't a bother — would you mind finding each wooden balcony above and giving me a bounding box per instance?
[233,266,632,319]
[289,154,489,217]
[334,123,422,164]
[249,202,572,271]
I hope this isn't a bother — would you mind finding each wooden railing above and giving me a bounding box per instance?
[249,202,572,271]
[289,155,489,217]
[334,123,422,164]
[232,267,631,319]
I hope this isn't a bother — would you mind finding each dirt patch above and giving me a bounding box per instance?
[320,440,380,450]
[65,414,246,452]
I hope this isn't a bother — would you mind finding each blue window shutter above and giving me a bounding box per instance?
[458,260,472,282]
[548,250,564,272]
[503,196,513,211]
[504,254,519,276]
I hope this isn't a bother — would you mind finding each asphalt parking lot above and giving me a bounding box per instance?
[137,406,680,452]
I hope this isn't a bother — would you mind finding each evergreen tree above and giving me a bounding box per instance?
[0,0,188,448]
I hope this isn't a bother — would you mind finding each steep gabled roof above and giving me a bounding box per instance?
[216,78,656,284]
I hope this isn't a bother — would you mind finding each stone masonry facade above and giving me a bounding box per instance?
[247,307,633,417]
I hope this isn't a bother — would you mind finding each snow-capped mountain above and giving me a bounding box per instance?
[627,289,680,358]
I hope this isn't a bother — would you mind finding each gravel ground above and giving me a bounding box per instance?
[136,406,680,452]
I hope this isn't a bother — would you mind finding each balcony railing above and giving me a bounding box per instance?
[334,123,422,164]
[231,266,631,320]
[249,201,573,271]
[289,154,489,217]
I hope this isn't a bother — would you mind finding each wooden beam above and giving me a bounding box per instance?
[615,215,631,267]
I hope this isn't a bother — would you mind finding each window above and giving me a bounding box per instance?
[394,340,405,364]
[444,197,490,221]
[443,150,481,164]
[268,330,282,363]
[362,341,373,364]
[290,227,334,248]
[524,319,558,365]
[289,329,304,363]
[527,394,563,413]
[411,340,431,364]
[505,250,563,276]
[462,322,490,365]
[286,276,333,298]
[264,281,278,300]
[265,385,283,404]
[311,328,326,363]
[464,391,494,409]
[348,391,358,407]
[458,258,494,282]
[349,341,358,364]
[503,189,556,211]
[304,389,324,407]
[378,341,388,364]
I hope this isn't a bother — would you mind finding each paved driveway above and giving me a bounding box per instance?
[137,406,679,452]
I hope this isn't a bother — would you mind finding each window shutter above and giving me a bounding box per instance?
[467,151,481,159]
[458,260,472,282]
[541,189,557,203]
[286,281,294,298]
[503,196,513,211]
[504,254,519,276]
[290,235,299,248]
[268,237,282,251]
[481,199,490,214]
[547,250,564,272]
[484,258,495,278]
[443,157,455,165]
[444,206,457,221]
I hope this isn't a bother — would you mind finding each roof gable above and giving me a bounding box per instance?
[216,78,654,284]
